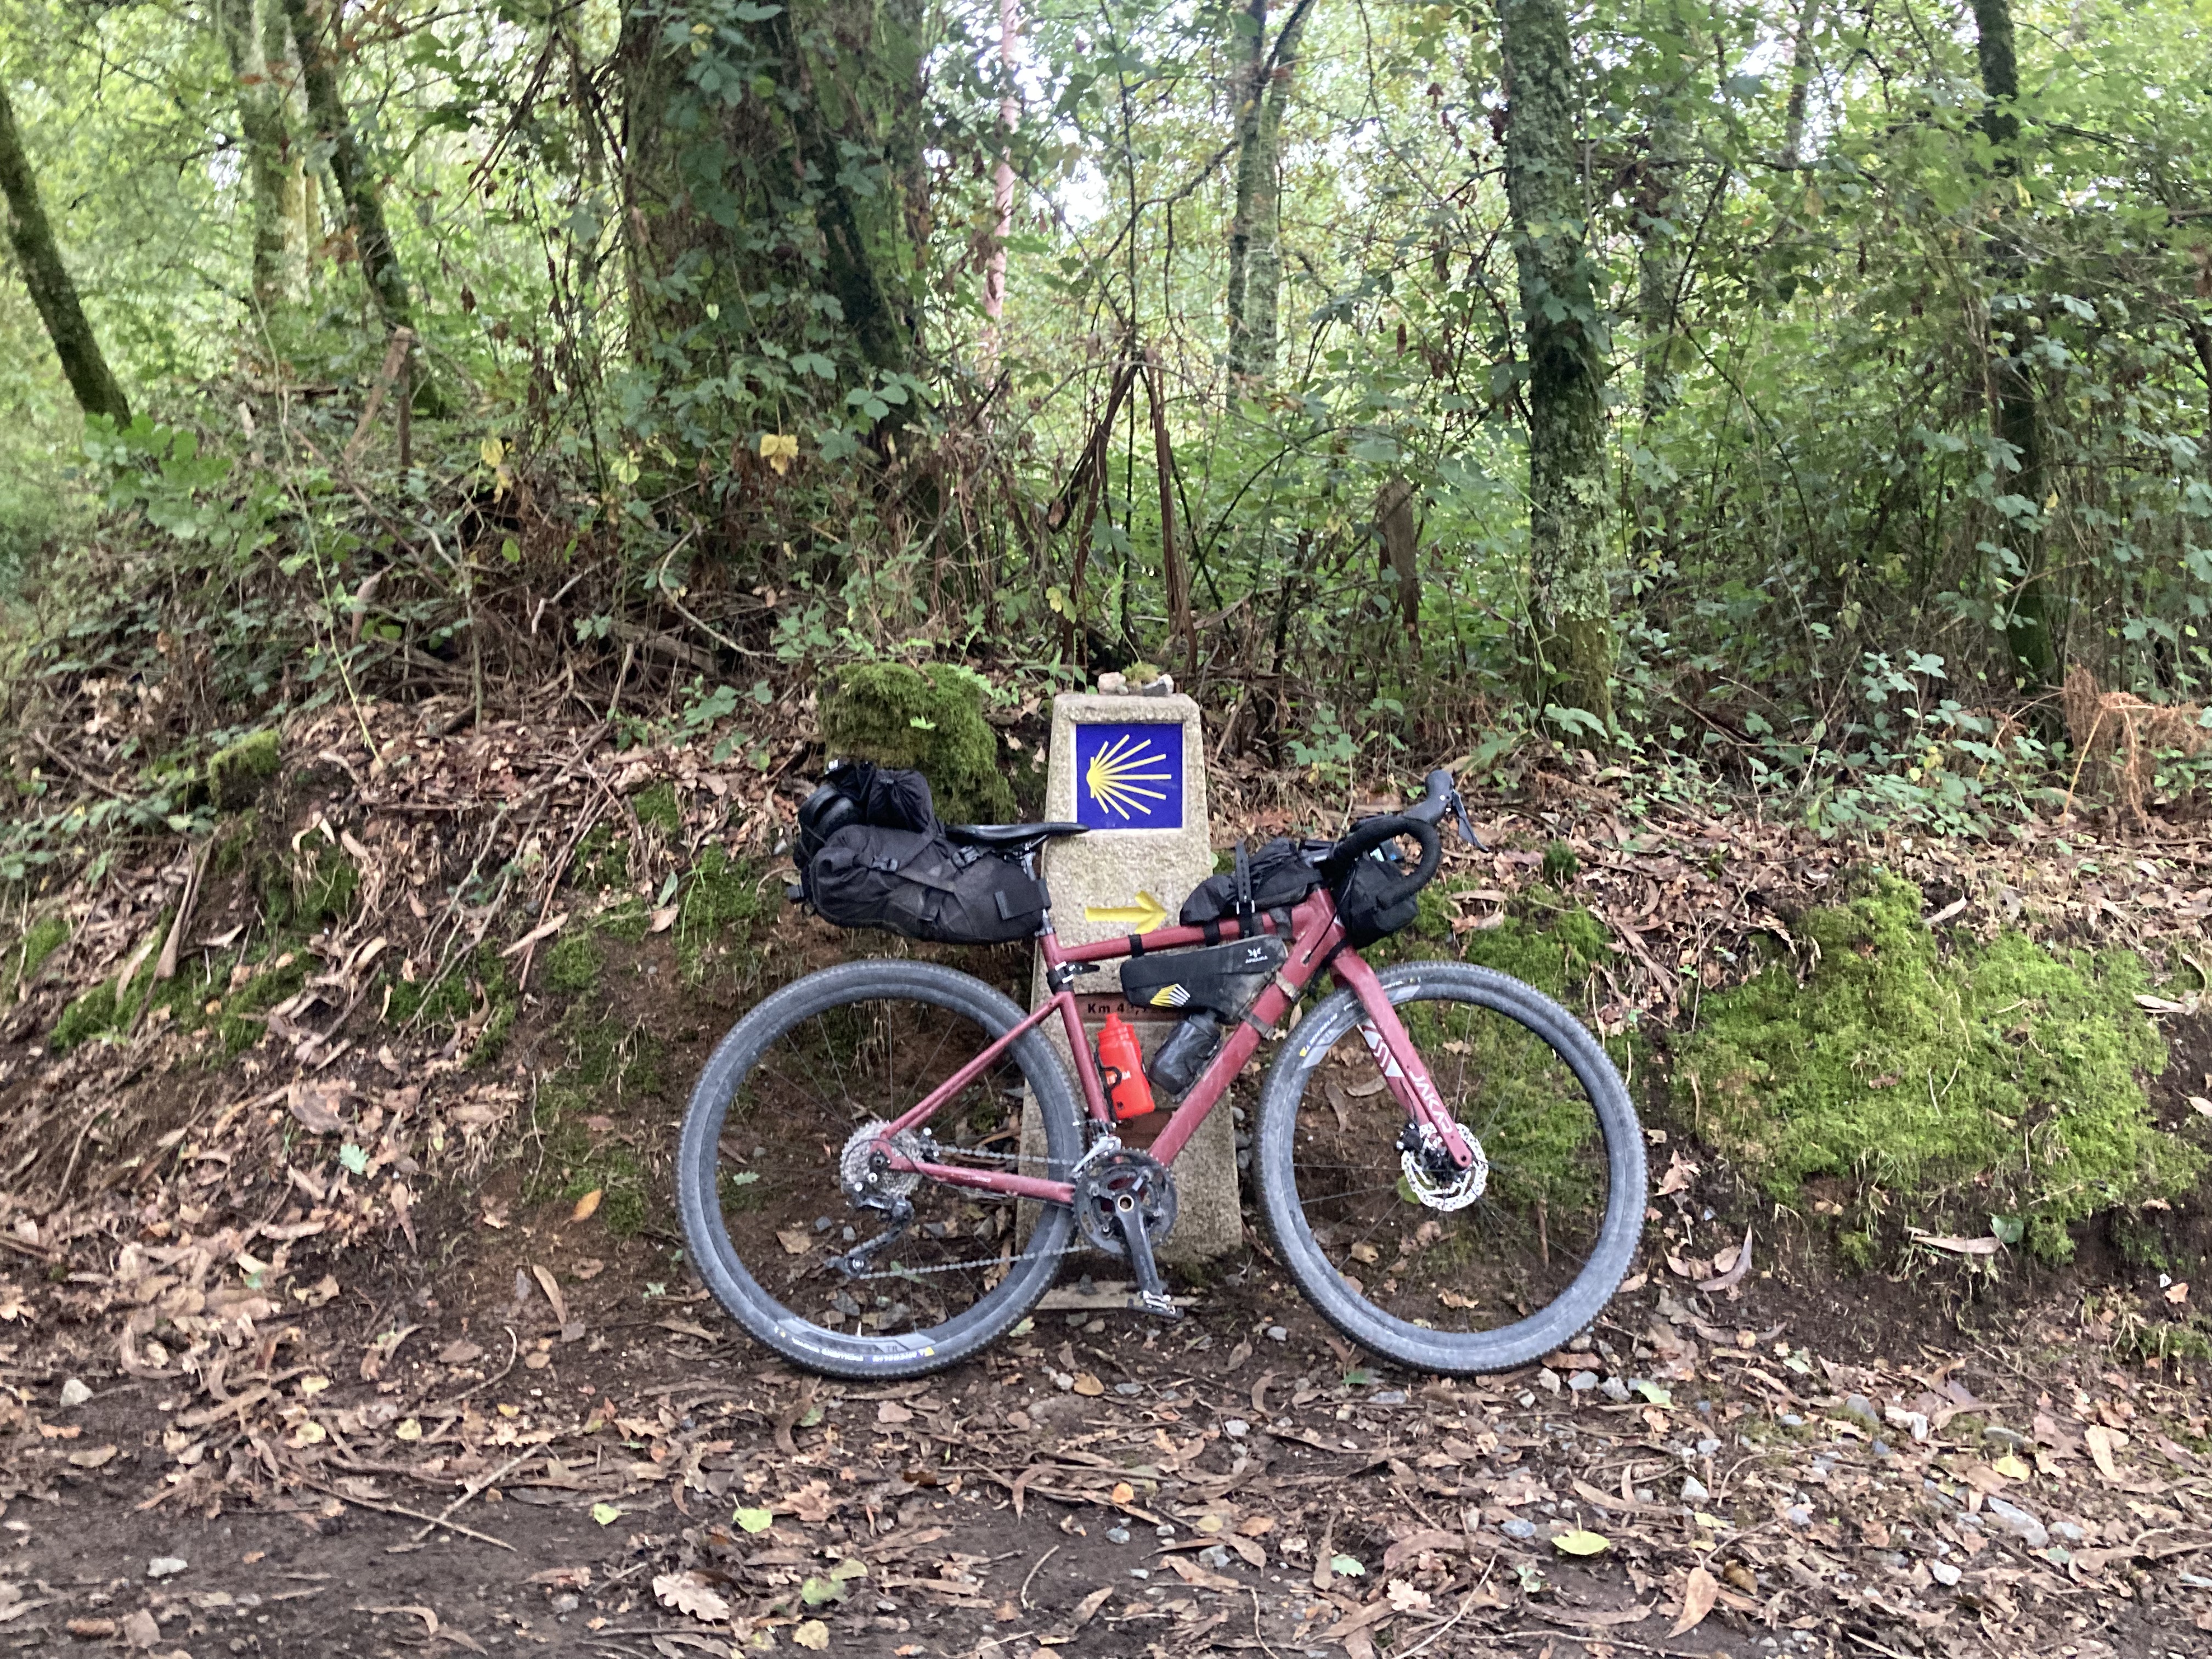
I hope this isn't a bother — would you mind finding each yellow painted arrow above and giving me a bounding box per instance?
[1083,890,1172,933]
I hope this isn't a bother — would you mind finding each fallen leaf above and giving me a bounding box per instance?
[793,1618,830,1650]
[1329,1553,1366,1577]
[287,1081,350,1134]
[1237,1515,1275,1537]
[1722,1560,1758,1594]
[734,1506,773,1533]
[1992,1453,2032,1480]
[1551,1530,1610,1557]
[1697,1226,1753,1292]
[1164,1555,1242,1593]
[2084,1423,2124,1482]
[1109,1481,1135,1504]
[777,1228,814,1256]
[1670,1565,1718,1637]
[590,1503,620,1525]
[650,905,680,934]
[120,1607,160,1649]
[573,1258,606,1280]
[531,1265,569,1327]
[1071,1585,1113,1627]
[66,1444,117,1469]
[1386,1580,1432,1613]
[394,1419,422,1442]
[655,1571,731,1623]
[571,1189,602,1223]
[877,1400,913,1425]
[2165,1280,2190,1305]
[1909,1230,2000,1256]
[1071,1373,1104,1397]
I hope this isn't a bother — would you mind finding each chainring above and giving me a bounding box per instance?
[1074,1147,1178,1256]
[838,1120,927,1205]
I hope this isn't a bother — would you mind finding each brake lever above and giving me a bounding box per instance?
[1449,791,1486,850]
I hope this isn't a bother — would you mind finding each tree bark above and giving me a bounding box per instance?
[1971,0,2057,692]
[1499,0,1616,730]
[1224,0,1312,385]
[216,0,298,315]
[619,0,926,388]
[0,76,131,424]
[283,0,419,337]
[1636,6,1692,421]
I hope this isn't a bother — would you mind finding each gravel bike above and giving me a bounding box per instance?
[676,769,1645,1379]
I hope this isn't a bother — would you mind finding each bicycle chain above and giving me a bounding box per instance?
[831,1138,1074,1282]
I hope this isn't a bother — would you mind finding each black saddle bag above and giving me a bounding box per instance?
[796,761,935,866]
[809,825,1047,945]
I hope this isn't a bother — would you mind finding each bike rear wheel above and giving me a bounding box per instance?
[675,959,1085,1378]
[1252,961,1645,1374]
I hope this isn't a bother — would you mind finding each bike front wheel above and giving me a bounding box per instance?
[675,959,1085,1379]
[1252,960,1646,1375]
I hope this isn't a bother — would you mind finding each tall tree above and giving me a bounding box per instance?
[619,0,928,399]
[1779,0,1824,170]
[1224,0,1313,385]
[1971,0,2058,692]
[1635,3,1694,421]
[1498,0,1616,729]
[0,74,131,425]
[216,0,300,316]
[281,0,420,340]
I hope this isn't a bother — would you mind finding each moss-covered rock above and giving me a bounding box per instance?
[819,662,1014,823]
[1674,873,2203,1262]
[207,729,281,811]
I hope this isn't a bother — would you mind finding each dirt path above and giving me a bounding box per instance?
[5,1247,2208,1659]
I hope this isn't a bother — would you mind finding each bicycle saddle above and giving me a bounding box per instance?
[945,821,1087,850]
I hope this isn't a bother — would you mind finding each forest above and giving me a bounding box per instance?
[1,0,2207,847]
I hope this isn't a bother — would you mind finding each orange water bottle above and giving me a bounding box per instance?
[1096,1012,1156,1120]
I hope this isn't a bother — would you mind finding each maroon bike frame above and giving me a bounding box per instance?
[875,887,1475,1205]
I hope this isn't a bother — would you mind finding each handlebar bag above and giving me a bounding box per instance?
[1177,838,1322,926]
[808,825,1046,945]
[1335,853,1421,948]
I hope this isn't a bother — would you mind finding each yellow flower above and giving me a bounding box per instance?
[759,432,800,475]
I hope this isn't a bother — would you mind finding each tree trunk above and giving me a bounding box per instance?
[1779,0,1824,170]
[282,0,420,338]
[1498,0,1616,730]
[216,0,298,314]
[1971,0,2057,692]
[619,0,926,391]
[0,77,131,425]
[1636,9,1692,421]
[1224,0,1311,385]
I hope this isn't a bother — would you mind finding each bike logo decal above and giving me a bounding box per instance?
[1074,723,1184,829]
[1148,984,1190,1007]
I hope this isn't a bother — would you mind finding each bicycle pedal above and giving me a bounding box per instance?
[1128,1290,1182,1321]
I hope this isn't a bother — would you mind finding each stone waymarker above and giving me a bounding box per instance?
[1020,688,1240,1263]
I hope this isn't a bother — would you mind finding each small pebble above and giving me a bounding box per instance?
[1872,1438,1893,1458]
[1266,1325,1288,1342]
[1780,1413,1804,1427]
[1222,1419,1250,1438]
[2052,1521,2084,1543]
[1681,1476,1709,1503]
[1154,1524,1175,1539]
[1115,1381,1143,1396]
[1371,1390,1408,1406]
[1600,1376,1630,1403]
[1695,1437,1722,1457]
[1502,1518,1537,1541]
[1984,1425,2028,1452]
[1128,1567,1148,1579]
[1198,1545,1233,1570]
[1843,1393,1880,1426]
[1985,1496,2049,1549]
[1930,1560,1962,1588]
[148,1557,187,1579]
[1785,1504,1814,1527]
[1567,1372,1596,1393]
[1105,1526,1131,1545]
[59,1378,91,1408]
[1536,1369,1562,1393]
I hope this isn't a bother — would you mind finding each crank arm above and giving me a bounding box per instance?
[1114,1195,1179,1320]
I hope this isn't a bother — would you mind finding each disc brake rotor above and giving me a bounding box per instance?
[1400,1123,1488,1212]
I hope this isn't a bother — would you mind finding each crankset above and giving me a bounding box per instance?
[1073,1146,1180,1318]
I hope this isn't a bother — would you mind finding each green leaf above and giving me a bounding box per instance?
[338,1143,369,1176]
[799,1575,845,1605]
[1551,1528,1610,1556]
[798,1404,825,1427]
[1990,1214,2024,1245]
[591,1503,621,1526]
[734,1506,774,1533]
[1329,1554,1365,1577]
[1633,1381,1673,1407]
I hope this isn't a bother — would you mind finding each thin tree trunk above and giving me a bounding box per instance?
[282,0,422,342]
[1499,0,1616,730]
[1224,0,1312,385]
[216,0,297,314]
[983,0,1017,371]
[1636,7,1692,421]
[0,77,131,425]
[1971,0,2057,692]
[1780,0,1825,169]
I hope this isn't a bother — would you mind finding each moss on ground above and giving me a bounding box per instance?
[207,729,280,810]
[632,783,682,836]
[261,837,358,931]
[383,945,517,1068]
[1674,873,2203,1262]
[544,929,603,994]
[568,825,629,892]
[3,912,69,998]
[675,846,776,985]
[528,1007,664,1237]
[819,661,1014,823]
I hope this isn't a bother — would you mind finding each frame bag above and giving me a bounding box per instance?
[1177,838,1322,927]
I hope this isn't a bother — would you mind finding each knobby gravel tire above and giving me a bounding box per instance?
[676,960,1085,1379]
[1252,960,1646,1375]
